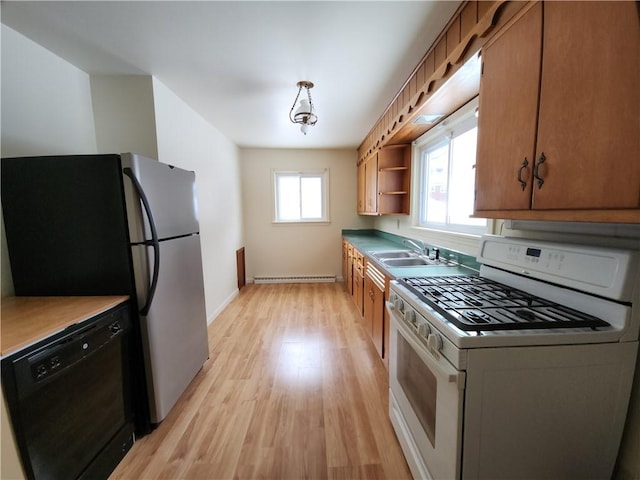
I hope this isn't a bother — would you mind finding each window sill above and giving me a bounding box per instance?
[408,225,488,256]
[272,220,331,226]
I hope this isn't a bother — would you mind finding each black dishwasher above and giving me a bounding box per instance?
[1,303,135,480]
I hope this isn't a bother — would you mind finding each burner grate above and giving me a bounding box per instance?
[399,275,610,332]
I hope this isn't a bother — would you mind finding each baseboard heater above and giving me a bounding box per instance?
[253,275,336,284]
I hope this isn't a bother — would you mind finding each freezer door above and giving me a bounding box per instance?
[121,153,199,242]
[132,234,209,424]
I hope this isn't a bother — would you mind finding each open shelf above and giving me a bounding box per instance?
[377,145,411,214]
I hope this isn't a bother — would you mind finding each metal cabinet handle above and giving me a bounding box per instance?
[533,152,546,189]
[517,158,529,191]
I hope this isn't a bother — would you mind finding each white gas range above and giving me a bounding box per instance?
[387,235,639,480]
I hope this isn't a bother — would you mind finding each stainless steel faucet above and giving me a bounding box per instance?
[403,238,428,256]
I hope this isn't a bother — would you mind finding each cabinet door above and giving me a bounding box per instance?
[357,162,366,214]
[346,247,354,296]
[371,282,384,358]
[363,275,384,357]
[532,1,640,209]
[474,3,542,211]
[342,242,349,292]
[353,270,364,316]
[363,275,374,336]
[365,153,378,214]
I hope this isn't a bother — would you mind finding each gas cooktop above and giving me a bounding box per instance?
[398,275,610,332]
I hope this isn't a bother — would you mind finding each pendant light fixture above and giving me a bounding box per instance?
[289,81,317,135]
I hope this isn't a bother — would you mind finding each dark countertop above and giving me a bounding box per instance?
[342,229,480,279]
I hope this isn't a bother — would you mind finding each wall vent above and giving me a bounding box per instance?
[253,275,336,284]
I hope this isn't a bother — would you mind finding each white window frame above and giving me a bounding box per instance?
[413,97,487,236]
[272,169,330,223]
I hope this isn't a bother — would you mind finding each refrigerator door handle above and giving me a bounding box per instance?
[123,167,160,316]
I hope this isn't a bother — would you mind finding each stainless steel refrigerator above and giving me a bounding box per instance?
[1,153,209,428]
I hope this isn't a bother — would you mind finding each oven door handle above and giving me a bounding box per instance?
[387,301,464,388]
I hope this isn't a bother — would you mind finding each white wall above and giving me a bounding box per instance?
[90,75,158,159]
[240,148,372,281]
[374,215,483,256]
[618,355,640,479]
[1,25,99,299]
[0,24,101,480]
[1,388,24,480]
[0,26,98,158]
[152,78,243,322]
[89,74,242,323]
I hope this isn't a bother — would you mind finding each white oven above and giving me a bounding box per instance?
[388,306,465,480]
[387,235,640,480]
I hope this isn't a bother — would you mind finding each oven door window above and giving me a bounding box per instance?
[397,333,437,447]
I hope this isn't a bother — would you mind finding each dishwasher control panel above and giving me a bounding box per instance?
[5,304,130,396]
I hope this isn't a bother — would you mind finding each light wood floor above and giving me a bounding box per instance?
[110,283,411,480]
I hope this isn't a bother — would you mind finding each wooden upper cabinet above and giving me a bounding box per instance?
[475,1,640,219]
[357,161,366,214]
[377,145,411,215]
[533,1,640,210]
[356,145,411,216]
[365,153,378,214]
[356,155,376,215]
[475,2,542,211]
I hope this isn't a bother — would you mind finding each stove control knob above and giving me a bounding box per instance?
[404,309,416,324]
[427,333,443,353]
[394,297,405,313]
[417,323,430,338]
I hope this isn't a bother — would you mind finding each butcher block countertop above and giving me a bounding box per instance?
[1,295,129,357]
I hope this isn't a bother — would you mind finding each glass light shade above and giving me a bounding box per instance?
[300,123,310,135]
[294,99,311,122]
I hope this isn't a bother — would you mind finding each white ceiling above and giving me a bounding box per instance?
[1,1,461,149]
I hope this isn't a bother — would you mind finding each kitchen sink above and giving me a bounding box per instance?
[381,257,432,267]
[370,248,456,267]
[370,250,416,259]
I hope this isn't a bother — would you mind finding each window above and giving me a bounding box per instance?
[273,170,329,223]
[417,101,487,234]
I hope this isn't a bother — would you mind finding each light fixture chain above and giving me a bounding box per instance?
[307,87,315,119]
[288,85,303,123]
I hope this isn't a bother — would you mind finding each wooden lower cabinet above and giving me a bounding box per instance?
[345,243,354,295]
[364,262,386,360]
[353,267,364,317]
[343,240,389,366]
[342,240,350,293]
[352,249,364,315]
